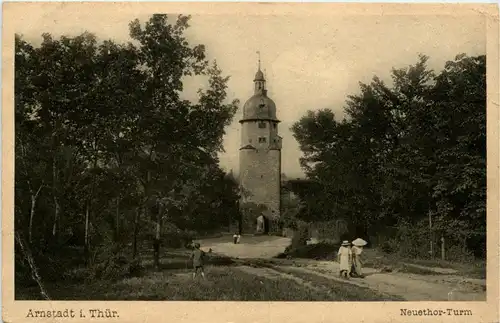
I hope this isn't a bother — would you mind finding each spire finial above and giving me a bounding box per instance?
[256,51,261,71]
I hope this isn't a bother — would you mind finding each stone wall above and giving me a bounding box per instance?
[239,147,281,220]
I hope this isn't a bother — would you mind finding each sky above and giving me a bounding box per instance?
[14,6,486,178]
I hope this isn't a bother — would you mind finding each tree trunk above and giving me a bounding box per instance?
[29,196,36,244]
[132,207,140,259]
[51,127,60,241]
[28,185,43,245]
[52,197,60,240]
[85,149,98,265]
[153,202,162,270]
[114,198,120,243]
[84,202,90,266]
[16,232,50,300]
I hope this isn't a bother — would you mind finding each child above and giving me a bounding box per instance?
[337,240,352,279]
[190,243,206,279]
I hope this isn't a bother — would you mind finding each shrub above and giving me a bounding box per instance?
[290,222,309,249]
[445,245,475,263]
[87,252,144,282]
[380,239,398,254]
[162,229,196,249]
[280,242,338,260]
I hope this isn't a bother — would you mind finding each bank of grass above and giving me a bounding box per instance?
[278,243,485,279]
[17,249,401,301]
[18,266,351,301]
[361,249,486,279]
[270,266,405,301]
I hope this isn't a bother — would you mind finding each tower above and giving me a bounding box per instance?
[239,56,282,233]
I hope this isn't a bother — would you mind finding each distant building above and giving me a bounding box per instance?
[238,61,282,233]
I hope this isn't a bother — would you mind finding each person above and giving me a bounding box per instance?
[190,243,206,279]
[337,240,352,279]
[351,238,366,278]
[236,234,241,244]
[233,233,238,244]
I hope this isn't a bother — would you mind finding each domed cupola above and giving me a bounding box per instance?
[240,65,280,123]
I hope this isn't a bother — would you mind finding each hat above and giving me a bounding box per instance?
[341,240,350,246]
[352,238,367,247]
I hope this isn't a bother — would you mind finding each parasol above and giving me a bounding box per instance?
[352,238,367,247]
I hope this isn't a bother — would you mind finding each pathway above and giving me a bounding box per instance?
[199,235,486,301]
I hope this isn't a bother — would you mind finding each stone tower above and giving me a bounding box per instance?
[239,59,282,233]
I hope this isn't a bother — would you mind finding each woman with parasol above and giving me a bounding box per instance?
[351,238,367,278]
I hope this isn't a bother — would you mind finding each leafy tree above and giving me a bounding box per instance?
[291,54,486,259]
[15,13,241,294]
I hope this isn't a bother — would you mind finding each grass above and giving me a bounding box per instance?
[16,247,401,301]
[278,243,486,279]
[361,249,486,279]
[17,266,350,301]
[271,266,405,301]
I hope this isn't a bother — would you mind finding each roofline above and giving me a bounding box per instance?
[239,145,256,150]
[239,118,281,124]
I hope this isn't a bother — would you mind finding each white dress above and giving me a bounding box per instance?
[351,246,363,275]
[337,246,352,272]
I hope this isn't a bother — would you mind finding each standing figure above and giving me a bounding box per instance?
[236,234,241,244]
[233,233,238,244]
[337,240,352,279]
[190,243,206,279]
[351,238,367,278]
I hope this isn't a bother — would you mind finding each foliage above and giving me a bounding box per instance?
[15,14,240,291]
[291,54,486,259]
[281,242,338,260]
[289,221,310,249]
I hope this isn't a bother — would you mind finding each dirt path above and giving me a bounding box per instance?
[200,235,291,259]
[201,236,486,301]
[281,262,485,301]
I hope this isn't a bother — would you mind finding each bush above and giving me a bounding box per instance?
[380,239,398,254]
[290,222,309,249]
[445,245,475,263]
[162,229,196,249]
[280,242,338,260]
[87,252,144,282]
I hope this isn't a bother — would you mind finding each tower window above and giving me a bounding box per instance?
[258,122,266,129]
[273,124,277,129]
[258,137,266,143]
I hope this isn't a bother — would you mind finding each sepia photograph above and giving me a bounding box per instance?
[3,3,499,321]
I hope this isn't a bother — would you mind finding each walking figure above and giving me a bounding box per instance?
[337,240,352,279]
[350,238,367,278]
[190,243,206,279]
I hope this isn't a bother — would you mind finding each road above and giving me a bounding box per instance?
[200,235,486,301]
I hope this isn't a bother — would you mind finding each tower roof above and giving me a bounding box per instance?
[240,57,279,123]
[241,95,278,122]
[254,69,265,81]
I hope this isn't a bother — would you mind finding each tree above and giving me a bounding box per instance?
[15,14,241,293]
[291,53,486,259]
